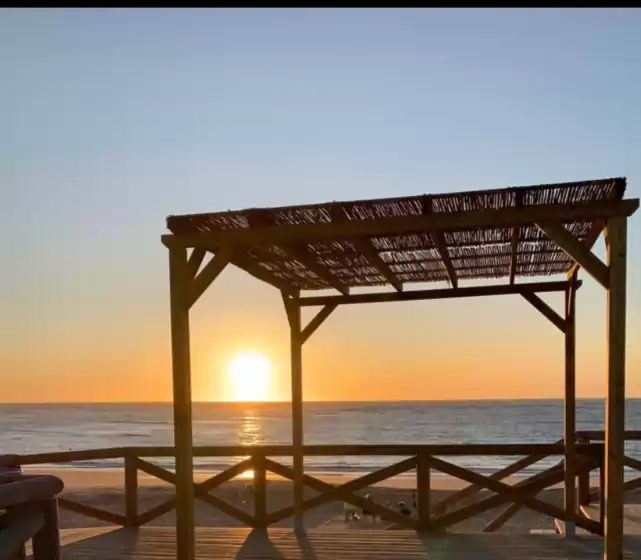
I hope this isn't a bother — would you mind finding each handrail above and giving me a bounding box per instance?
[11,442,609,536]
[0,466,63,560]
[15,442,600,464]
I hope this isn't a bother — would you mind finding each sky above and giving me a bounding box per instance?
[1,8,640,403]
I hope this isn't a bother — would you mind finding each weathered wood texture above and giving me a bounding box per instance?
[604,217,628,560]
[168,245,195,559]
[36,526,641,559]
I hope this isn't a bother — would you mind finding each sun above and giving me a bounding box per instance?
[227,352,271,402]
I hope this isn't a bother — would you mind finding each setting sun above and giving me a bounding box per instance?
[227,353,271,402]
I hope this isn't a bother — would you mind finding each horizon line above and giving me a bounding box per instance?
[0,397,626,406]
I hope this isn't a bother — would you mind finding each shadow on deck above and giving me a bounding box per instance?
[36,526,641,559]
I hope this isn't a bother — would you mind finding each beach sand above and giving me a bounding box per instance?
[22,467,598,533]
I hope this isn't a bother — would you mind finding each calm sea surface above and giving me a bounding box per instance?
[2,400,640,476]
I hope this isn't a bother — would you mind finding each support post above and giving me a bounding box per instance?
[416,453,431,533]
[168,245,195,560]
[253,453,267,529]
[577,438,591,507]
[284,293,304,531]
[564,275,577,537]
[124,452,138,527]
[604,217,627,560]
[31,498,60,560]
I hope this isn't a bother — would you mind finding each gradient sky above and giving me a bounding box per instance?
[2,8,640,403]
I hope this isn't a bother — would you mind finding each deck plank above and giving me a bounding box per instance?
[30,526,641,559]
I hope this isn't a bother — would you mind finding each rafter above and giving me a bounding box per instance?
[536,222,609,289]
[286,245,350,296]
[422,196,457,288]
[353,238,403,291]
[329,203,402,292]
[509,191,524,284]
[566,219,605,281]
[246,207,349,296]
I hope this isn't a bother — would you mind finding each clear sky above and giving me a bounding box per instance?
[2,8,640,403]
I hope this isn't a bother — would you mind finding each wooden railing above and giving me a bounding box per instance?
[14,442,606,535]
[0,455,63,560]
[575,430,641,528]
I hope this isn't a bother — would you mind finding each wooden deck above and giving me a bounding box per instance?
[27,526,641,559]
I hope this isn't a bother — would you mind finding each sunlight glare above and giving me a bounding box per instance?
[227,352,271,402]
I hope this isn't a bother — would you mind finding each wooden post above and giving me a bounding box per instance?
[287,296,304,531]
[604,217,627,560]
[124,452,138,527]
[31,498,60,560]
[253,453,267,529]
[564,276,577,537]
[168,245,195,560]
[577,438,591,507]
[416,453,431,533]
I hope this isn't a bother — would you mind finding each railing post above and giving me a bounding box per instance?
[599,450,605,531]
[253,453,267,529]
[31,498,60,560]
[416,452,431,533]
[125,452,138,527]
[577,437,590,508]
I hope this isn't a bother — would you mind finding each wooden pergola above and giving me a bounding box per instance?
[162,177,638,560]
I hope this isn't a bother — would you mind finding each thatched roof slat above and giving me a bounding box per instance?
[167,178,629,291]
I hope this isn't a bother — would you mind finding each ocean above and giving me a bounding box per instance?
[2,400,641,476]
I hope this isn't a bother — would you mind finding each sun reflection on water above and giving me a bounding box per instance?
[236,410,264,480]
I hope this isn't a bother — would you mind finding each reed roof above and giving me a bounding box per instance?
[166,178,627,292]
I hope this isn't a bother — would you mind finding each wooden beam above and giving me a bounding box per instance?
[281,291,295,329]
[520,291,566,333]
[124,452,138,527]
[167,245,195,559]
[58,497,126,526]
[564,275,577,537]
[432,439,563,515]
[264,457,418,529]
[253,454,267,528]
[288,295,304,529]
[509,191,524,285]
[509,227,519,285]
[567,219,605,280]
[537,222,609,289]
[232,253,298,294]
[162,198,640,249]
[299,280,579,307]
[300,304,337,345]
[416,453,431,533]
[331,202,402,291]
[287,245,350,295]
[354,238,403,292]
[190,246,234,308]
[604,217,627,560]
[186,247,206,278]
[423,196,457,288]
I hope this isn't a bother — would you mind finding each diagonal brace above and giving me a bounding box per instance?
[536,222,609,289]
[190,246,235,308]
[264,457,417,529]
[429,455,600,533]
[300,304,337,344]
[520,290,566,333]
[186,247,207,278]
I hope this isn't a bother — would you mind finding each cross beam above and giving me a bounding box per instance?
[297,280,579,307]
[162,199,639,249]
